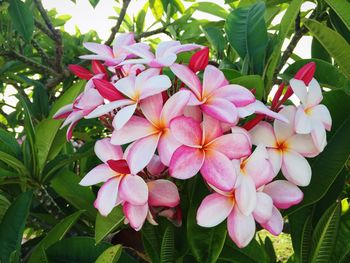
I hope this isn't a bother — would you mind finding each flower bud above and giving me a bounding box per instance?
[91,60,108,76]
[189,47,209,72]
[68,64,93,80]
[294,62,316,85]
[93,78,124,101]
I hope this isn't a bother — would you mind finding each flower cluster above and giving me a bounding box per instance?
[54,33,332,248]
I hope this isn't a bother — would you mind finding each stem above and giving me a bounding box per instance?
[135,26,168,41]
[105,0,131,46]
[31,39,54,67]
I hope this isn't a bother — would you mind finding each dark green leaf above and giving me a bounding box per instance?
[142,222,162,263]
[202,27,226,57]
[311,38,332,63]
[160,225,174,263]
[324,0,350,31]
[95,245,122,263]
[89,0,100,8]
[95,206,124,244]
[332,210,350,262]
[230,75,264,100]
[0,129,21,157]
[0,191,32,263]
[8,0,34,41]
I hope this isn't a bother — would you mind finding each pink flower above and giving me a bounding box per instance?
[86,68,171,130]
[250,106,319,186]
[79,138,148,216]
[122,41,201,68]
[111,90,191,173]
[123,179,180,231]
[169,114,251,191]
[80,33,139,66]
[53,88,104,140]
[289,77,332,151]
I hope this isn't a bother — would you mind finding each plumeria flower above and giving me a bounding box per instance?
[231,144,275,216]
[250,106,319,186]
[109,64,146,82]
[123,179,180,231]
[53,88,104,140]
[86,68,171,130]
[79,138,148,216]
[289,77,332,151]
[169,114,251,192]
[80,33,140,66]
[111,90,191,173]
[122,41,201,68]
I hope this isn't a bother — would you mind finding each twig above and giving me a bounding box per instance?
[34,19,56,40]
[105,0,131,46]
[135,26,168,41]
[33,0,59,39]
[31,39,54,67]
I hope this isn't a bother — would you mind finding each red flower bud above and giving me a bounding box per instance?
[91,60,108,76]
[93,79,124,101]
[294,62,316,85]
[107,159,131,174]
[68,64,93,80]
[189,47,209,72]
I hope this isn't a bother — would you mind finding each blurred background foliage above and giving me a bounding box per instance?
[0,0,349,262]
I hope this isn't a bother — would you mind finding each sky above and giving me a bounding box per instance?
[3,0,316,114]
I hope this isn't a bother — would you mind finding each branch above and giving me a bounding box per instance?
[31,39,54,67]
[34,19,56,40]
[135,26,168,41]
[105,0,131,46]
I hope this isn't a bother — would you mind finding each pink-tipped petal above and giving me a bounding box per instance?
[267,148,283,175]
[290,78,308,105]
[306,79,323,108]
[310,104,332,131]
[295,107,312,134]
[123,202,148,231]
[169,116,202,147]
[148,180,180,207]
[111,116,157,145]
[214,85,255,107]
[169,146,205,180]
[250,121,277,148]
[83,42,113,57]
[274,106,296,142]
[201,149,237,192]
[53,104,73,119]
[282,150,311,186]
[113,33,135,55]
[202,98,238,124]
[147,155,166,176]
[261,206,283,236]
[113,103,138,130]
[202,114,223,143]
[235,175,257,216]
[202,65,227,96]
[114,76,137,99]
[95,138,123,163]
[80,164,116,186]
[140,93,163,125]
[156,41,180,58]
[311,121,327,152]
[287,134,319,158]
[227,206,256,248]
[119,175,148,205]
[140,75,172,99]
[253,192,273,224]
[184,106,202,122]
[124,44,154,60]
[168,43,201,55]
[85,99,133,119]
[196,193,234,227]
[160,90,191,125]
[158,128,182,166]
[126,134,160,174]
[94,177,121,216]
[170,63,202,98]
[263,180,303,209]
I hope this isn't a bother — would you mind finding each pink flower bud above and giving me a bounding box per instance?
[189,47,209,72]
[68,64,93,80]
[91,60,108,76]
[294,62,316,85]
[93,79,124,101]
[107,159,131,174]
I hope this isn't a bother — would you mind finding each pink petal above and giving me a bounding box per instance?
[139,75,172,99]
[53,104,73,119]
[244,145,275,188]
[114,75,137,99]
[148,180,180,207]
[261,206,283,236]
[227,206,256,248]
[290,78,308,105]
[168,43,201,55]
[202,65,227,96]
[249,121,277,148]
[282,150,311,186]
[123,202,148,231]
[111,116,157,145]
[274,106,296,143]
[158,128,181,166]
[126,134,160,174]
[169,146,205,180]
[201,114,223,143]
[263,180,303,209]
[244,101,289,123]
[295,106,312,134]
[267,148,283,175]
[85,99,133,119]
[196,193,234,227]
[160,90,191,126]
[140,93,163,125]
[112,103,138,130]
[235,175,257,216]
[147,155,166,176]
[119,175,148,205]
[208,128,251,159]
[79,164,116,186]
[306,78,323,108]
[253,192,273,224]
[201,149,237,192]
[156,41,180,58]
[94,177,121,216]
[83,42,113,57]
[214,84,255,107]
[113,33,135,55]
[311,121,327,152]
[310,104,332,131]
[184,105,202,122]
[169,116,202,147]
[170,63,202,98]
[152,54,177,67]
[124,44,155,60]
[134,68,161,91]
[201,98,238,123]
[95,138,123,163]
[287,134,319,157]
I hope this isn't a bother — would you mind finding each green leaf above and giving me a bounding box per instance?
[304,19,350,79]
[95,206,124,244]
[150,0,164,21]
[160,225,174,263]
[46,237,111,263]
[311,38,332,63]
[187,177,227,263]
[0,129,21,157]
[286,90,350,214]
[263,237,276,263]
[0,151,29,176]
[136,2,148,34]
[324,0,350,31]
[225,2,268,74]
[332,210,350,262]
[51,170,96,220]
[192,2,228,19]
[230,75,264,100]
[309,203,341,263]
[0,191,32,263]
[89,0,100,8]
[142,222,162,263]
[28,211,84,263]
[0,194,10,221]
[95,244,122,263]
[8,0,34,41]
[202,27,226,57]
